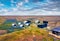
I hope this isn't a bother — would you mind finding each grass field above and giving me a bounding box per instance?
[0,24,57,41]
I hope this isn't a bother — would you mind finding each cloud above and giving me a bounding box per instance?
[42,0,60,11]
[0,0,60,16]
[0,9,60,16]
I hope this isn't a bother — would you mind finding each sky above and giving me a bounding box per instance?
[0,0,60,16]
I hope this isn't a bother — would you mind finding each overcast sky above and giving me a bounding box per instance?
[0,0,60,16]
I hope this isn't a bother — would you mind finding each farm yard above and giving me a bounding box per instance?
[0,16,60,41]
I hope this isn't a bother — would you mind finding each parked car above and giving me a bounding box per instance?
[52,26,60,36]
[37,21,48,28]
[23,20,31,26]
[35,20,40,24]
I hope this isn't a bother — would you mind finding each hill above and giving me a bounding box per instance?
[0,24,55,41]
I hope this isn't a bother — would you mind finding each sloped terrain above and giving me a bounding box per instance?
[0,24,58,41]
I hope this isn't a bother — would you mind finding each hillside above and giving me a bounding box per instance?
[0,24,56,41]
